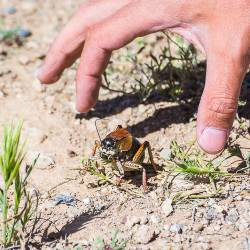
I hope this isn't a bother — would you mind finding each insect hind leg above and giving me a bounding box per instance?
[132,141,157,172]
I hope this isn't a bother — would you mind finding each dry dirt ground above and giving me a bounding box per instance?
[0,1,250,249]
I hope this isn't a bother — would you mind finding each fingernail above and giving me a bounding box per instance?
[198,127,229,154]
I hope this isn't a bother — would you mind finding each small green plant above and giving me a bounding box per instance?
[165,140,231,190]
[103,32,204,103]
[91,230,126,250]
[0,122,38,248]
[0,28,19,41]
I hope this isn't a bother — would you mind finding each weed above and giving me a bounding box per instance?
[91,230,126,250]
[102,32,205,103]
[0,122,39,248]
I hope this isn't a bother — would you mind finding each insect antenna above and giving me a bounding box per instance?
[95,119,103,142]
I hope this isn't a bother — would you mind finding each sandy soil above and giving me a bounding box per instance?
[0,1,250,249]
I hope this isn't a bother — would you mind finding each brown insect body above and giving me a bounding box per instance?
[92,124,157,192]
[101,126,144,164]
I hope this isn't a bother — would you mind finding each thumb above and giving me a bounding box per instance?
[197,53,248,154]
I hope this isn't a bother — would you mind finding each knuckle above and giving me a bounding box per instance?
[85,25,100,42]
[207,95,237,122]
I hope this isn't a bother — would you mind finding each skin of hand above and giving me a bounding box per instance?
[37,0,250,154]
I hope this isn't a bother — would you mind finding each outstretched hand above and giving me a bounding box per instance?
[37,0,250,154]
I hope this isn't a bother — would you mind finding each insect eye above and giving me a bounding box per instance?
[102,138,116,148]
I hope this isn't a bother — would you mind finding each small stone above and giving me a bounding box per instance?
[169,224,183,234]
[205,207,217,221]
[67,207,81,219]
[149,215,161,224]
[18,55,30,65]
[67,149,77,158]
[4,6,17,14]
[225,210,239,224]
[24,127,47,145]
[159,148,172,160]
[126,216,141,229]
[26,151,55,170]
[133,225,155,244]
[17,28,32,38]
[161,198,173,216]
[82,197,91,205]
[95,204,105,211]
[238,219,249,231]
[193,224,204,233]
[32,80,45,93]
[54,194,76,206]
[244,237,250,250]
[0,90,4,98]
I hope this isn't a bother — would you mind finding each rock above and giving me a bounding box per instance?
[193,224,204,233]
[205,207,217,221]
[54,194,76,206]
[126,215,141,229]
[82,197,91,205]
[17,28,32,38]
[149,215,161,224]
[244,237,250,250]
[67,149,77,158]
[26,151,55,169]
[32,80,45,93]
[169,224,183,234]
[225,209,239,224]
[24,127,47,145]
[18,55,30,65]
[4,6,17,14]
[0,90,4,98]
[95,204,105,211]
[237,219,249,231]
[67,207,81,219]
[161,198,173,216]
[159,148,172,160]
[133,225,155,244]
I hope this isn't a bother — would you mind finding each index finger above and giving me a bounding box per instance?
[76,0,182,112]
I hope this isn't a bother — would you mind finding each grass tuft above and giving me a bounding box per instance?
[0,122,39,248]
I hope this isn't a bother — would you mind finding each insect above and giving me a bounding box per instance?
[88,121,157,192]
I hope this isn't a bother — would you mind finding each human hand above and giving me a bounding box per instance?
[37,0,250,154]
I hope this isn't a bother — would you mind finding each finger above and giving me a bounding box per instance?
[197,51,249,154]
[37,0,131,84]
[76,0,182,112]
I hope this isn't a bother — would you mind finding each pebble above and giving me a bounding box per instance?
[54,194,76,206]
[205,207,217,221]
[225,209,239,224]
[82,197,91,205]
[126,215,141,229]
[159,148,172,160]
[244,237,250,250]
[193,224,204,233]
[26,151,55,170]
[237,219,249,231]
[17,28,32,38]
[32,80,45,93]
[18,55,30,65]
[149,215,161,224]
[67,207,81,219]
[24,127,47,145]
[161,198,173,216]
[4,6,17,14]
[0,90,4,98]
[95,204,105,211]
[133,225,155,244]
[169,224,183,234]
